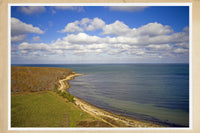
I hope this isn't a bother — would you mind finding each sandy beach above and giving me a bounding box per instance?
[58,72,162,127]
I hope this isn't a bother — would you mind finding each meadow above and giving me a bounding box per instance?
[11,66,110,127]
[11,91,110,127]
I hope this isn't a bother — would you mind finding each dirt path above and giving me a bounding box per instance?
[58,73,83,92]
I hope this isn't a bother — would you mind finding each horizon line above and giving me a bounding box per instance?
[11,63,189,65]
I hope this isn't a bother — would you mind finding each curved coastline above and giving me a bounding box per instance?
[58,72,163,127]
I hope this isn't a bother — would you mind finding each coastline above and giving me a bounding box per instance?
[58,72,163,127]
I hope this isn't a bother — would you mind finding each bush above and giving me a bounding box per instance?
[68,94,74,102]
[59,91,74,102]
[61,92,68,98]
[56,90,61,94]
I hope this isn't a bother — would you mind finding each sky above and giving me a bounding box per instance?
[11,6,189,64]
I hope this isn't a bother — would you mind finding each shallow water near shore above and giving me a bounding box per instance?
[13,64,189,127]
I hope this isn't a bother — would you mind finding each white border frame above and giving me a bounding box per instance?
[8,3,193,131]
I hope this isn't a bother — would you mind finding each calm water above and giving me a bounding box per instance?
[12,64,189,127]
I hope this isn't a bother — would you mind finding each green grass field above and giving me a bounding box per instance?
[11,91,110,127]
[11,66,111,127]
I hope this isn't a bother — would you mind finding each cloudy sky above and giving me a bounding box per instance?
[11,6,189,64]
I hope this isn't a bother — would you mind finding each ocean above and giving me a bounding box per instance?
[12,64,189,127]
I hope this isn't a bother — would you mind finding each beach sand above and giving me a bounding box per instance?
[58,72,163,127]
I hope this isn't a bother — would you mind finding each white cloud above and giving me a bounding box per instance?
[175,42,189,49]
[183,26,189,33]
[137,22,173,36]
[21,50,28,54]
[61,18,172,38]
[11,45,18,54]
[32,36,41,41]
[11,17,44,36]
[173,48,188,53]
[11,34,26,43]
[80,18,90,25]
[84,18,105,31]
[11,17,44,43]
[63,33,101,44]
[109,6,148,12]
[54,6,84,12]
[60,17,105,33]
[102,21,173,38]
[17,29,189,57]
[73,48,105,55]
[19,6,46,15]
[102,20,131,36]
[60,21,83,33]
[170,32,189,43]
[136,51,145,55]
[147,44,171,50]
[33,52,39,55]
[15,18,189,62]
[18,42,49,51]
[148,35,171,44]
[86,43,108,49]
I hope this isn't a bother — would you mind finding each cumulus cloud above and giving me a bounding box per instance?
[102,20,131,36]
[60,21,83,33]
[60,17,105,33]
[102,21,173,37]
[63,33,101,44]
[109,6,148,12]
[80,18,90,25]
[86,43,108,50]
[136,22,173,36]
[85,17,105,31]
[11,17,44,43]
[11,17,44,36]
[18,42,50,51]
[15,18,189,62]
[18,6,46,15]
[11,34,26,43]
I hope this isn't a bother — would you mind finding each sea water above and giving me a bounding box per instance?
[12,64,189,127]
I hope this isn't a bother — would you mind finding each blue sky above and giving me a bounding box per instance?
[11,6,189,64]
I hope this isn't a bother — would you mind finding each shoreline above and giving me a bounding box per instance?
[58,72,163,127]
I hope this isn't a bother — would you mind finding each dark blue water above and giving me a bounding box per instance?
[12,64,189,127]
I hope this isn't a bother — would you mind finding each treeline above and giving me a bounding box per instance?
[11,66,73,93]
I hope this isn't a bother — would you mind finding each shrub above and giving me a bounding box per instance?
[68,94,75,102]
[59,91,74,102]
[56,90,61,94]
[61,92,68,98]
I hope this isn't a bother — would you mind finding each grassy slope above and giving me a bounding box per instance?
[11,66,111,127]
[11,91,110,127]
